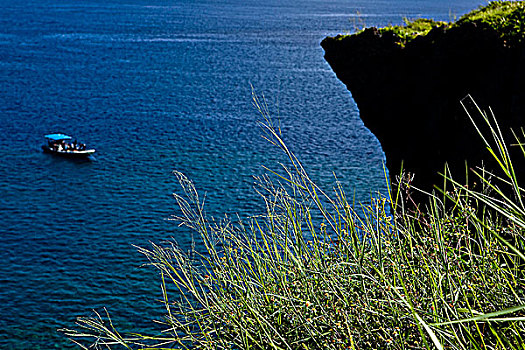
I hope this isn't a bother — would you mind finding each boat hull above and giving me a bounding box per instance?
[42,146,95,158]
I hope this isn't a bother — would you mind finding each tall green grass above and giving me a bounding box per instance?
[63,94,525,349]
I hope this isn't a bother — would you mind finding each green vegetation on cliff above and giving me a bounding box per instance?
[321,0,525,208]
[348,1,525,47]
[457,1,525,44]
[378,18,448,46]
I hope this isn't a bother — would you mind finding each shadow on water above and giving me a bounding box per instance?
[42,152,97,165]
[42,153,96,164]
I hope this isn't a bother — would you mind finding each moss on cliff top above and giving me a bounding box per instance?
[457,1,525,44]
[377,18,448,46]
[459,1,524,24]
[336,1,525,47]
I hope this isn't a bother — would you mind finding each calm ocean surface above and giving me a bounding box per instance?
[0,0,483,348]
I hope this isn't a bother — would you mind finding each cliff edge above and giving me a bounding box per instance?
[322,2,525,195]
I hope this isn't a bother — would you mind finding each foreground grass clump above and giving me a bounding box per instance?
[64,95,525,349]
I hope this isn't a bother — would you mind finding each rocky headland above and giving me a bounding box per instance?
[322,2,525,197]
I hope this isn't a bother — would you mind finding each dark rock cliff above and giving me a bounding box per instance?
[321,7,525,196]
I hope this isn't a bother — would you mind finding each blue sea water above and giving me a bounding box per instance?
[0,0,483,348]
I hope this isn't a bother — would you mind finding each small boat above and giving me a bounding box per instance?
[42,133,96,158]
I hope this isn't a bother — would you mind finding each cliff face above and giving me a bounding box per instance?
[321,3,525,195]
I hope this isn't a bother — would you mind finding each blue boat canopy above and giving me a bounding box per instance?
[44,133,73,141]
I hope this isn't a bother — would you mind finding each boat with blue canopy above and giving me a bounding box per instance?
[42,133,95,158]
